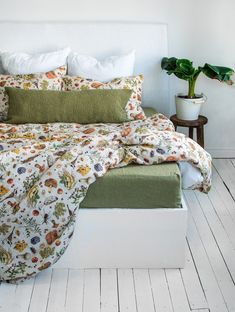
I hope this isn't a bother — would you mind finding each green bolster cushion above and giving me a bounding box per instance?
[6,88,132,124]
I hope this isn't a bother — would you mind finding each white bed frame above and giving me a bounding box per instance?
[1,21,188,268]
[54,201,188,269]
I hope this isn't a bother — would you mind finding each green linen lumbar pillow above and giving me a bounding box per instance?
[6,88,132,124]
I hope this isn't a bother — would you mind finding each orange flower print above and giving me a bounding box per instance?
[121,128,131,137]
[91,82,103,88]
[46,71,57,79]
[166,156,177,162]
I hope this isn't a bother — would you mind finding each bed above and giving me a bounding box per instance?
[0,22,209,280]
[54,105,187,270]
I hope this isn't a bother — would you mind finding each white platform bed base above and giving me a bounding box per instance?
[54,198,188,269]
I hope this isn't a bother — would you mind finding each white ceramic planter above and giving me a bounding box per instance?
[175,94,207,120]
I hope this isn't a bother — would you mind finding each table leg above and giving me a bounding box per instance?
[197,126,204,148]
[189,127,194,139]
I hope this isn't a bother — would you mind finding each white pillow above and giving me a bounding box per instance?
[68,50,135,82]
[0,47,71,75]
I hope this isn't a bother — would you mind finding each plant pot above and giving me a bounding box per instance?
[175,94,207,120]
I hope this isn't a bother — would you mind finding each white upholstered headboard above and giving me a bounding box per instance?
[0,22,169,114]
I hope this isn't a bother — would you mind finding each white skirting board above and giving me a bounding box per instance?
[54,198,188,269]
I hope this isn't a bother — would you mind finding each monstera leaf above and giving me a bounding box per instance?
[202,63,234,85]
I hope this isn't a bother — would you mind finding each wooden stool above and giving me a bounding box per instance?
[170,114,208,148]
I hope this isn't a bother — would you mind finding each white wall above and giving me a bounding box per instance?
[0,0,234,156]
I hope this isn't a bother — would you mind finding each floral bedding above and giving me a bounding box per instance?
[0,113,211,283]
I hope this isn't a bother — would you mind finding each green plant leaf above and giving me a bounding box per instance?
[161,57,196,81]
[202,63,234,85]
[161,57,177,73]
[174,59,195,80]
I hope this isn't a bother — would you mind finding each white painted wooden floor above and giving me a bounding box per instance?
[0,159,235,312]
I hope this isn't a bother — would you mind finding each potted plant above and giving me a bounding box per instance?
[161,57,234,120]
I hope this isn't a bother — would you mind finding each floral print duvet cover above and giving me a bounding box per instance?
[0,113,211,283]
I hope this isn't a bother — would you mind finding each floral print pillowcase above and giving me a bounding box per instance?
[62,75,146,121]
[0,66,67,121]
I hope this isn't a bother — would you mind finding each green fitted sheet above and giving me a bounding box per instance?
[80,163,182,208]
[80,107,182,209]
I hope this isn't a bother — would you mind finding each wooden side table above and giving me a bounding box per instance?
[170,114,208,148]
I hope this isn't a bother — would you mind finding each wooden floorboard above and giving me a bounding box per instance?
[83,269,100,312]
[149,269,173,312]
[133,269,155,312]
[186,210,228,312]
[100,269,118,312]
[118,269,137,312]
[46,269,68,312]
[165,269,191,312]
[180,243,208,310]
[195,191,235,282]
[207,171,235,249]
[185,190,235,312]
[65,269,84,312]
[211,164,235,224]
[0,282,17,311]
[29,269,52,312]
[0,159,235,312]
[213,159,235,200]
[6,278,35,312]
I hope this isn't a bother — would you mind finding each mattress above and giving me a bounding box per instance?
[80,107,182,209]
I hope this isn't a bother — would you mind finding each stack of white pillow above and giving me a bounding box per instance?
[0,47,136,81]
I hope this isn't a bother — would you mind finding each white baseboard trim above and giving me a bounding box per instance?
[206,149,235,158]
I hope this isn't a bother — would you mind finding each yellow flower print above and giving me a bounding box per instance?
[23,82,31,90]
[22,133,36,140]
[11,148,20,154]
[123,153,136,164]
[14,240,28,252]
[77,166,90,176]
[74,138,83,143]
[0,185,9,196]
